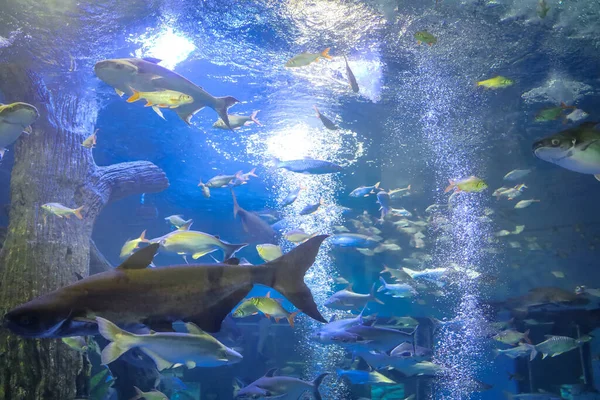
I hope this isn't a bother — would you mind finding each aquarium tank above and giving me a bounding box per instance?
[1,0,600,399]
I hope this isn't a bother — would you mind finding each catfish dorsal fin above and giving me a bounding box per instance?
[266,291,271,298]
[178,221,193,231]
[142,57,162,64]
[117,243,159,269]
[74,272,84,281]
[184,322,211,337]
[265,368,278,377]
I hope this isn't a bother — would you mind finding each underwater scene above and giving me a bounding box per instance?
[1,0,600,399]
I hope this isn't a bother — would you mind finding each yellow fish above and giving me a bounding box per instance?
[444,176,488,193]
[285,48,332,68]
[82,129,98,149]
[120,230,149,259]
[477,76,514,89]
[256,244,283,262]
[250,292,299,327]
[41,203,84,220]
[126,88,194,108]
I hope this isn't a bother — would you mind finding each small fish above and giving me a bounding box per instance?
[535,335,592,359]
[378,277,416,298]
[504,169,532,181]
[389,317,420,330]
[126,88,194,108]
[414,30,437,46]
[535,103,574,122]
[325,283,384,311]
[236,369,328,399]
[165,215,193,230]
[513,225,525,234]
[313,106,338,130]
[82,129,98,148]
[256,244,283,262]
[231,189,277,243]
[389,207,413,217]
[388,184,412,199]
[380,265,410,281]
[566,108,589,123]
[329,233,381,248]
[273,158,343,174]
[537,0,550,18]
[213,110,262,130]
[402,267,448,287]
[508,371,525,381]
[61,336,88,352]
[96,317,243,370]
[131,386,168,400]
[245,292,299,326]
[282,186,303,206]
[284,229,315,243]
[493,329,531,345]
[337,368,397,386]
[515,199,540,209]
[232,299,260,318]
[120,230,150,259]
[495,343,538,361]
[229,168,258,187]
[151,228,246,261]
[343,56,359,92]
[551,271,565,278]
[285,48,332,68]
[349,182,380,197]
[299,199,323,215]
[444,176,487,193]
[41,203,84,220]
[200,185,210,198]
[477,76,514,89]
[374,242,401,253]
[357,248,375,256]
[199,172,240,188]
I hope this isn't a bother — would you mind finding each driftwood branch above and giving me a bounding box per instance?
[97,161,169,204]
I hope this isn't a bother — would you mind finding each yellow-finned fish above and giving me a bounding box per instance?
[41,203,84,220]
[477,76,514,89]
[151,229,247,262]
[444,176,488,193]
[236,292,299,327]
[256,244,283,262]
[285,48,332,68]
[82,129,98,149]
[120,230,150,259]
[284,229,316,244]
[126,88,194,108]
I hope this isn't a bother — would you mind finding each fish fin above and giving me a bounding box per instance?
[73,206,84,220]
[142,57,162,64]
[264,313,271,319]
[287,311,299,327]
[186,287,251,333]
[178,220,193,231]
[542,353,548,359]
[141,348,174,371]
[152,105,166,120]
[377,277,386,292]
[138,230,149,243]
[231,188,241,218]
[313,105,321,117]
[222,241,247,262]
[248,167,258,178]
[115,88,125,97]
[595,174,600,182]
[274,317,281,323]
[74,272,84,281]
[117,243,159,269]
[126,87,141,103]
[444,180,455,193]
[312,373,329,400]
[192,251,210,260]
[144,100,154,107]
[266,235,328,323]
[265,368,278,377]
[132,386,144,400]
[213,96,240,130]
[266,291,271,298]
[223,257,240,265]
[96,317,135,365]
[371,282,385,304]
[250,110,262,126]
[523,329,532,344]
[320,48,332,60]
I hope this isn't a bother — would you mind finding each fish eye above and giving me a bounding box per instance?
[551,139,560,146]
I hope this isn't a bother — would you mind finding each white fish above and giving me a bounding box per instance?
[402,267,448,287]
[503,169,532,181]
[378,277,416,298]
[566,108,588,123]
[96,317,242,370]
[515,199,540,209]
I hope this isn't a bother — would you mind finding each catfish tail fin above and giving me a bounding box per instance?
[213,96,240,130]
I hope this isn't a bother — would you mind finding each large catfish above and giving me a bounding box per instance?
[94,57,239,129]
[3,236,329,338]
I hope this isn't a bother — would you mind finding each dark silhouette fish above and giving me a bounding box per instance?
[94,58,239,129]
[343,56,359,93]
[274,157,343,174]
[313,105,339,130]
[3,236,329,338]
[231,188,277,244]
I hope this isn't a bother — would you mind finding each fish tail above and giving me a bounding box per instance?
[138,229,149,243]
[213,96,240,130]
[198,180,205,187]
[131,386,144,400]
[377,276,386,292]
[287,311,299,327]
[96,317,136,365]
[523,329,531,344]
[178,220,193,231]
[230,188,241,218]
[263,235,328,323]
[529,345,538,361]
[313,105,321,117]
[444,180,455,193]
[126,87,141,103]
[73,206,84,220]
[320,48,332,60]
[222,241,248,261]
[373,182,380,191]
[371,282,385,304]
[248,167,258,178]
[312,373,329,400]
[250,110,262,126]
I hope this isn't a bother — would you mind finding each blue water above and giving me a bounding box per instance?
[2,0,600,399]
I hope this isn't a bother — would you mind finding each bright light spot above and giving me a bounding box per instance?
[133,28,195,70]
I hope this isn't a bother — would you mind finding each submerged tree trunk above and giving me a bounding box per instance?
[0,64,169,400]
